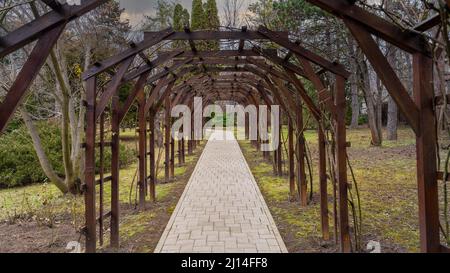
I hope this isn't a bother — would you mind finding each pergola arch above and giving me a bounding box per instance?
[0,0,447,253]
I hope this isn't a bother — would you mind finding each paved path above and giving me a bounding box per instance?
[155,130,287,253]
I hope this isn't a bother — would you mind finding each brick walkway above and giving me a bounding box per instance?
[155,129,287,253]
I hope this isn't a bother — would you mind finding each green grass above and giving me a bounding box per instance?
[0,131,205,251]
[240,126,431,253]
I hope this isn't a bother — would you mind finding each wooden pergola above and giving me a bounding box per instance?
[0,0,448,253]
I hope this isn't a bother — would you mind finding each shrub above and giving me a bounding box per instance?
[0,122,135,188]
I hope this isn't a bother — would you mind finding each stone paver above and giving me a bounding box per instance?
[155,129,288,253]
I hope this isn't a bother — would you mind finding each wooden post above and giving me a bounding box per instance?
[170,123,175,177]
[138,102,147,209]
[256,104,261,152]
[178,128,183,165]
[265,108,272,161]
[149,110,156,202]
[335,76,351,252]
[181,138,185,163]
[99,113,105,246]
[277,112,283,176]
[188,109,194,155]
[245,111,250,140]
[318,123,330,240]
[110,95,120,248]
[84,77,97,253]
[296,106,307,207]
[165,97,171,182]
[288,118,296,201]
[413,53,440,253]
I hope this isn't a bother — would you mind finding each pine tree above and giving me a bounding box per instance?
[204,0,220,50]
[205,0,220,29]
[191,0,206,30]
[173,4,184,31]
[182,8,190,28]
[173,4,189,49]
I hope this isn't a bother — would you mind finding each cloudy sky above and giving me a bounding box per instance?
[115,0,255,27]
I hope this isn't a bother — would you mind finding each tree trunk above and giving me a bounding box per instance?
[348,34,360,129]
[386,45,398,140]
[359,57,382,146]
[49,49,77,193]
[350,81,360,129]
[21,108,68,193]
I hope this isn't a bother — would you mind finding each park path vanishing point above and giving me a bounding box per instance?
[155,129,287,253]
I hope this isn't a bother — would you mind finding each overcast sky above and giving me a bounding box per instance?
[115,0,255,27]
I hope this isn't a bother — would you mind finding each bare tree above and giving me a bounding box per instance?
[223,0,245,28]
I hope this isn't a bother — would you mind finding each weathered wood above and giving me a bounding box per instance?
[148,110,156,202]
[83,28,175,79]
[98,112,105,246]
[413,53,440,253]
[258,26,350,78]
[138,95,147,209]
[95,56,135,120]
[284,69,322,120]
[122,50,183,83]
[296,58,337,116]
[0,24,66,134]
[288,119,296,200]
[414,14,441,32]
[110,95,120,248]
[164,96,171,182]
[318,124,330,240]
[0,0,106,58]
[335,76,351,253]
[345,19,420,135]
[145,30,288,41]
[304,0,429,54]
[84,77,97,253]
[296,104,307,207]
[176,49,277,58]
[118,72,150,123]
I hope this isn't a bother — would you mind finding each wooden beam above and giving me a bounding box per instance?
[0,0,107,58]
[174,49,277,58]
[284,70,322,120]
[414,14,441,32]
[184,27,198,53]
[118,71,151,124]
[95,56,135,120]
[255,47,306,77]
[146,58,194,85]
[84,76,97,253]
[296,57,337,115]
[345,19,420,135]
[40,0,63,12]
[304,0,429,54]
[122,50,184,82]
[335,75,351,253]
[0,24,66,134]
[110,92,120,248]
[83,28,174,79]
[145,30,288,41]
[258,26,350,78]
[413,53,440,253]
[318,124,330,240]
[238,26,247,52]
